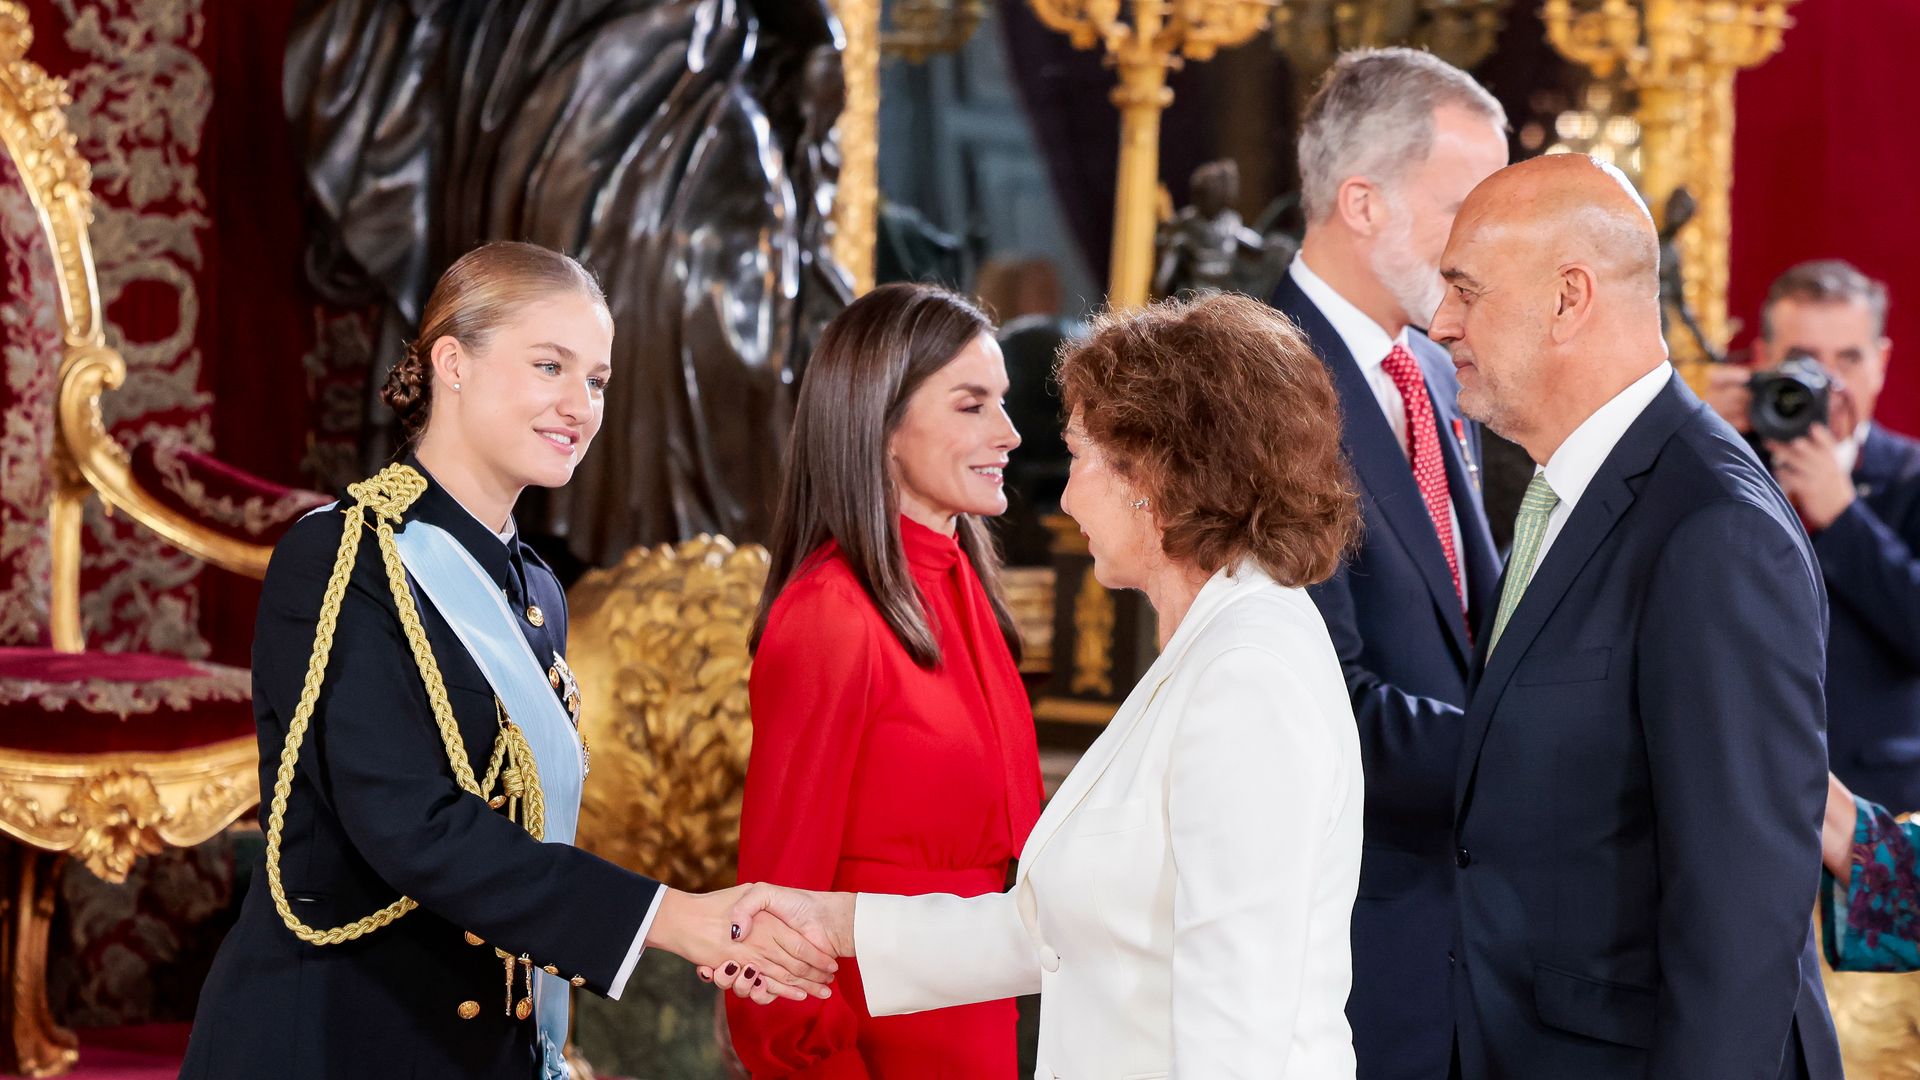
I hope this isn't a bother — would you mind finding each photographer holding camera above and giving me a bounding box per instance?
[1708,259,1920,811]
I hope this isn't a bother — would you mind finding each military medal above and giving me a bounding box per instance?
[548,653,581,723]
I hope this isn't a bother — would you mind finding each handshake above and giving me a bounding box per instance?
[647,883,857,1004]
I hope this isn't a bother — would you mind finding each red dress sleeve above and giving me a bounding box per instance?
[727,572,878,1078]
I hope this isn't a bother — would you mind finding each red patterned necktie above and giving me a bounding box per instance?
[1380,343,1464,610]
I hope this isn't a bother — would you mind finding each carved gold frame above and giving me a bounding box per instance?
[0,2,274,654]
[831,0,879,295]
[0,736,259,883]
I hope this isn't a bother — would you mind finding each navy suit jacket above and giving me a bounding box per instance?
[1274,274,1499,1080]
[1451,376,1841,1080]
[1812,425,1920,810]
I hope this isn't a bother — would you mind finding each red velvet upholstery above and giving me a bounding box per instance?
[127,442,329,548]
[0,649,252,754]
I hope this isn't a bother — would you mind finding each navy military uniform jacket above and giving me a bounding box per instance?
[182,462,662,1080]
[1813,425,1920,811]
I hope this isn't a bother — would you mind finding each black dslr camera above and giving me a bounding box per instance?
[1748,351,1832,443]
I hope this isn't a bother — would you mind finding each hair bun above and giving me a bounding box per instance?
[381,342,432,444]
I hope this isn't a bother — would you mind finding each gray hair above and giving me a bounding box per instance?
[1297,47,1507,223]
[1762,259,1891,340]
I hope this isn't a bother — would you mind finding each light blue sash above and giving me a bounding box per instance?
[391,520,584,1080]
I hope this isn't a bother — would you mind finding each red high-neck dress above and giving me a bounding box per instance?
[728,518,1043,1078]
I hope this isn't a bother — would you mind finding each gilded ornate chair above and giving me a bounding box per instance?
[0,5,325,1073]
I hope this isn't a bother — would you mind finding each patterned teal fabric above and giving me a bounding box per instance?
[1823,795,1920,971]
[1488,472,1560,653]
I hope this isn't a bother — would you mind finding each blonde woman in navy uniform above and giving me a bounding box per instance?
[182,242,836,1080]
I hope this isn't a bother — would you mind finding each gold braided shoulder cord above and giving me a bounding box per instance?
[263,464,543,946]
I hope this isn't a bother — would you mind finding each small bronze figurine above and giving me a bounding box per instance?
[1153,161,1294,301]
[1658,187,1724,363]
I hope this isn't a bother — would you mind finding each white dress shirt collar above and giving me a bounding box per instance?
[1289,253,1406,367]
[1838,420,1872,477]
[1540,361,1674,513]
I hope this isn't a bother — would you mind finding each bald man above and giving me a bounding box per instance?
[1431,155,1842,1080]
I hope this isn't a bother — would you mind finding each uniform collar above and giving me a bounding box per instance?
[900,515,962,573]
[402,455,516,591]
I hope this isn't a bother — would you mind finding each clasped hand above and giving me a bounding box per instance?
[647,884,846,1005]
[696,884,857,1004]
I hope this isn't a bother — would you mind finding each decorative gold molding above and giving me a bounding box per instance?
[1031,695,1119,725]
[1001,565,1056,674]
[831,0,879,294]
[1069,565,1115,696]
[570,536,768,894]
[1543,0,1798,363]
[0,736,259,883]
[0,2,273,653]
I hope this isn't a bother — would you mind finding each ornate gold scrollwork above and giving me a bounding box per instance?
[1001,565,1057,675]
[1542,0,1799,365]
[0,2,276,652]
[1069,565,1115,696]
[569,536,768,893]
[0,737,259,884]
[884,0,988,62]
[829,0,879,295]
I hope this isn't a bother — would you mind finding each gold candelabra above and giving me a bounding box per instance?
[1544,0,1798,363]
[1027,0,1277,310]
[1270,0,1508,90]
[883,0,989,62]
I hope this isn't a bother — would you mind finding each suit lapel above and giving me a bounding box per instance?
[1855,425,1900,499]
[1454,376,1699,818]
[1273,277,1471,662]
[1016,567,1266,878]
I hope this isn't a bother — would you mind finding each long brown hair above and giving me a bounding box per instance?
[753,282,1020,668]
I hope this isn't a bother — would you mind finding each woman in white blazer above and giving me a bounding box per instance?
[716,292,1366,1079]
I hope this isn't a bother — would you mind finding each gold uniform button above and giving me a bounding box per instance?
[464,931,485,946]
[515,999,533,1021]
[457,1000,481,1020]
[569,976,586,988]
[548,667,562,689]
[525,605,545,627]
[543,964,560,975]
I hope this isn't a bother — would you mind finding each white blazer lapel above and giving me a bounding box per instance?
[1015,564,1271,877]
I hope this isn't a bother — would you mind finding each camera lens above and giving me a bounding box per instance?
[1771,383,1812,418]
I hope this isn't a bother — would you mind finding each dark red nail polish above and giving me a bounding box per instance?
[698,970,712,982]
[753,977,763,988]
[744,966,757,980]
[730,923,742,941]
[723,962,738,976]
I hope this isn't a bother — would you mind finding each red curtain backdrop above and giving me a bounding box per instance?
[1729,0,1920,433]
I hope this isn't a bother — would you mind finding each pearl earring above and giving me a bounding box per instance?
[451,383,461,391]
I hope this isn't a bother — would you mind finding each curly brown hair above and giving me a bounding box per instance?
[1056,291,1360,587]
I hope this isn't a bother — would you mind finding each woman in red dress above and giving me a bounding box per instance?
[727,283,1043,1077]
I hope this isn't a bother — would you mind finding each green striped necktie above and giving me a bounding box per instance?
[1488,472,1560,655]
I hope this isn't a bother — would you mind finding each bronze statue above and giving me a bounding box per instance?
[1153,160,1296,301]
[286,0,851,563]
[1658,186,1723,363]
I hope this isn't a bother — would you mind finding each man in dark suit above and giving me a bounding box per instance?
[1706,261,1920,811]
[1271,48,1508,1080]
[1432,154,1842,1079]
